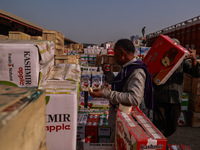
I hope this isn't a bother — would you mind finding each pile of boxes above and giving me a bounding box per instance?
[77,110,112,150]
[183,74,200,127]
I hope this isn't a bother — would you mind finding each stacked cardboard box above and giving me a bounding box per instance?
[85,114,100,143]
[39,63,80,150]
[0,34,8,39]
[54,55,79,65]
[42,30,64,56]
[184,73,200,127]
[0,39,55,87]
[0,85,46,150]
[31,36,43,40]
[9,31,31,40]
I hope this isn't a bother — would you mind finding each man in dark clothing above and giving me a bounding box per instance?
[153,45,200,137]
[90,39,153,142]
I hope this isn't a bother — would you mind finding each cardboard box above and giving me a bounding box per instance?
[168,144,192,150]
[0,39,55,87]
[181,92,189,111]
[0,85,46,150]
[9,31,30,40]
[189,111,200,127]
[189,94,200,113]
[178,111,189,126]
[45,88,78,150]
[183,73,200,95]
[115,107,166,150]
[143,35,188,85]
[85,114,100,143]
[77,113,88,143]
[98,114,111,143]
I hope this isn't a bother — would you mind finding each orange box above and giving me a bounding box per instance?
[143,34,189,85]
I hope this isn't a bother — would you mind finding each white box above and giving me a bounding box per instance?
[46,91,78,150]
[0,39,54,87]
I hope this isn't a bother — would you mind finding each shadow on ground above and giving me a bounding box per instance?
[167,126,200,150]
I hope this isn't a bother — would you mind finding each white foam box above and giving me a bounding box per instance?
[0,39,55,87]
[143,35,188,85]
[45,87,78,150]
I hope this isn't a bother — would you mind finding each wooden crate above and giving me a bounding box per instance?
[9,31,31,40]
[0,34,8,39]
[42,30,64,55]
[189,111,200,127]
[183,74,200,95]
[55,55,79,65]
[0,86,46,150]
[31,36,43,40]
[189,94,200,113]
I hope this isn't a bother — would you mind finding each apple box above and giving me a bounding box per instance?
[45,89,78,150]
[0,39,54,87]
[143,35,188,85]
[115,106,167,150]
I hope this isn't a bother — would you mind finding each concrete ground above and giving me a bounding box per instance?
[167,126,200,150]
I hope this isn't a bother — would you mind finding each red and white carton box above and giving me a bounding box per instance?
[85,114,100,143]
[168,144,192,150]
[115,106,167,150]
[143,35,189,85]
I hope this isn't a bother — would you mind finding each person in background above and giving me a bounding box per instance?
[89,39,153,142]
[153,38,200,137]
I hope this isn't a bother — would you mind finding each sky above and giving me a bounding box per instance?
[1,0,200,45]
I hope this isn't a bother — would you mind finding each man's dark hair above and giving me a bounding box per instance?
[114,39,135,53]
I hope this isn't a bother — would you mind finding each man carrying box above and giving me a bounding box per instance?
[153,38,200,137]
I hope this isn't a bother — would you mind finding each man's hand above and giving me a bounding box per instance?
[185,48,197,67]
[89,89,102,98]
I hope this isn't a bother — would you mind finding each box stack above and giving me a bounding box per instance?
[9,31,31,40]
[77,109,112,150]
[54,55,79,65]
[0,34,8,39]
[0,39,55,87]
[31,36,43,40]
[0,85,46,150]
[184,73,200,127]
[39,63,81,150]
[42,30,65,56]
[178,92,190,126]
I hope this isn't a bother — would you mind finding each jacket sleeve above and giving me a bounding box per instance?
[183,60,200,78]
[101,68,146,107]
